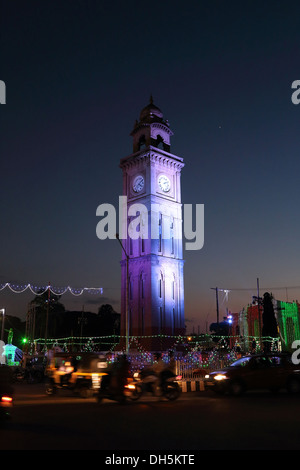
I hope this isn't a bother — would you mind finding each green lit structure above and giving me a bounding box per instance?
[3,344,20,366]
[276,300,300,351]
[1,329,23,365]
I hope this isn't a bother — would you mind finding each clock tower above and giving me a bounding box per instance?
[119,97,185,350]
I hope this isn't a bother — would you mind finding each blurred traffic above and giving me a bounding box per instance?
[44,351,108,398]
[204,352,300,396]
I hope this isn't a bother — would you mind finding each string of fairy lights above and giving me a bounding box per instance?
[0,282,103,296]
[2,280,299,301]
[29,333,278,373]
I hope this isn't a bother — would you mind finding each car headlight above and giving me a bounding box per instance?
[214,374,227,381]
[205,374,210,379]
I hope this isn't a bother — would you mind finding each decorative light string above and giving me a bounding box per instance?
[216,285,300,292]
[0,282,103,296]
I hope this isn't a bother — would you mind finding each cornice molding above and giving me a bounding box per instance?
[120,147,184,171]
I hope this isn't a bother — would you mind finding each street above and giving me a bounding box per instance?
[1,383,300,451]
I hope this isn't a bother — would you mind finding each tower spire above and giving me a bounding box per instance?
[130,99,173,153]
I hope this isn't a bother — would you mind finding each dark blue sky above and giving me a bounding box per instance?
[1,0,300,332]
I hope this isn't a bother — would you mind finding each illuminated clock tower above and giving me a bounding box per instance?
[119,97,185,350]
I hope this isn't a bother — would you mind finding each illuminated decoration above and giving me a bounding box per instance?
[82,338,96,352]
[35,332,279,356]
[246,304,262,343]
[0,282,103,296]
[8,328,13,345]
[119,97,185,350]
[220,289,230,302]
[3,344,22,366]
[31,332,282,378]
[276,300,300,350]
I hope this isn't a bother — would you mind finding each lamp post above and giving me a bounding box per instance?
[44,282,51,349]
[252,278,263,349]
[226,313,233,348]
[257,278,262,349]
[116,233,129,353]
[210,287,220,324]
[0,308,5,342]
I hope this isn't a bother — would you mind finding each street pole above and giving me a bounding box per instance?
[116,234,129,353]
[44,282,50,350]
[79,305,87,350]
[257,277,262,349]
[210,287,220,324]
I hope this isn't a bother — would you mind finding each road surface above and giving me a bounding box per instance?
[1,383,299,452]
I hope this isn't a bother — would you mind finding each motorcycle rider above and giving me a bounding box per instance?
[102,354,130,400]
[114,354,130,395]
[53,357,74,387]
[161,351,176,392]
[151,353,166,395]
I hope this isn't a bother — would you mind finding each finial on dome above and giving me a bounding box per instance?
[149,94,153,104]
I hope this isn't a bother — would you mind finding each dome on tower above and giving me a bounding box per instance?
[139,96,164,123]
[130,96,173,153]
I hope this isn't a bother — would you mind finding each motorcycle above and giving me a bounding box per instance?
[12,365,44,384]
[97,354,132,405]
[128,369,182,401]
[97,372,128,404]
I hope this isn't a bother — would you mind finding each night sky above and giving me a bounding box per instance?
[1,0,300,333]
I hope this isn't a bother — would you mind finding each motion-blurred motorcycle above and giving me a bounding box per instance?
[97,372,128,404]
[127,369,182,401]
[12,366,44,384]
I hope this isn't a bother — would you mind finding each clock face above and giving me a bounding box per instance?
[132,175,145,193]
[158,174,171,193]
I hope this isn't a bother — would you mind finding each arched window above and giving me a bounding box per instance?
[158,274,163,298]
[170,217,174,255]
[140,273,144,299]
[129,308,132,336]
[158,212,162,252]
[141,307,145,335]
[160,306,163,333]
[138,135,146,150]
[173,308,176,334]
[156,135,164,149]
[129,276,133,300]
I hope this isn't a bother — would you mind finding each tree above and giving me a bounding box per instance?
[30,289,65,339]
[98,304,120,336]
[209,321,230,347]
[262,292,278,352]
